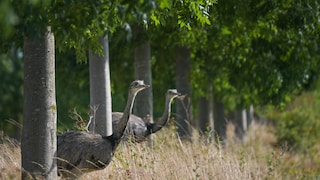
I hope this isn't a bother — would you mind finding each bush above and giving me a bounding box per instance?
[268,91,320,152]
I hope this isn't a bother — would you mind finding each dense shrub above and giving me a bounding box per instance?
[268,91,320,152]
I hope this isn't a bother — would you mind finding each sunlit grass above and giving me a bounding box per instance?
[0,135,20,179]
[81,123,276,180]
[0,122,319,179]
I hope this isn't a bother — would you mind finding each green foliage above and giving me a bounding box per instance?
[0,0,19,40]
[1,0,127,62]
[149,0,216,28]
[0,50,23,138]
[189,0,320,110]
[52,1,122,62]
[0,0,53,52]
[267,89,320,152]
[55,51,90,131]
[264,88,320,176]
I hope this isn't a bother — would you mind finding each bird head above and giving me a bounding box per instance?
[129,80,149,94]
[166,89,181,99]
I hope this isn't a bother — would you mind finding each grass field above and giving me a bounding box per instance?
[0,123,319,179]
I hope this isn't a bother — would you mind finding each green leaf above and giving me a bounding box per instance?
[221,26,232,35]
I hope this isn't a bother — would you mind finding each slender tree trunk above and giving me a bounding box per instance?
[198,83,214,140]
[213,99,227,147]
[198,97,210,135]
[175,46,193,140]
[234,108,247,143]
[247,105,254,128]
[133,25,153,124]
[21,26,57,179]
[88,35,112,136]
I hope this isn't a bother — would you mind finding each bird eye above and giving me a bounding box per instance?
[131,81,140,87]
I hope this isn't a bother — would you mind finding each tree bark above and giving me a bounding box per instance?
[234,109,247,143]
[198,83,214,140]
[88,35,112,136]
[213,99,227,147]
[246,105,254,128]
[21,26,57,179]
[198,97,210,135]
[175,46,193,140]
[133,25,153,124]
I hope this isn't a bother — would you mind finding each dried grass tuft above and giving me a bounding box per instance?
[1,123,316,179]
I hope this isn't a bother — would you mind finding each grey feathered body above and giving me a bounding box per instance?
[112,89,180,142]
[112,112,151,142]
[56,80,149,178]
[57,131,118,176]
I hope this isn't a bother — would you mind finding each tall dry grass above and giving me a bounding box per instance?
[0,123,310,179]
[82,123,279,180]
[0,134,21,179]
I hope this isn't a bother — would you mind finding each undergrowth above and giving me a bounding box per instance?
[265,90,320,178]
[0,122,319,179]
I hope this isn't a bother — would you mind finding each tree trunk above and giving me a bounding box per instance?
[88,35,112,136]
[234,108,247,143]
[133,25,153,124]
[175,46,193,140]
[198,83,214,141]
[246,105,254,128]
[213,99,227,147]
[21,26,57,179]
[198,97,210,135]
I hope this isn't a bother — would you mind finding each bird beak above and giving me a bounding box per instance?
[138,80,150,89]
[177,94,186,100]
[143,84,150,89]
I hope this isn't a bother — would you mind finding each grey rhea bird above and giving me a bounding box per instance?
[112,89,181,143]
[57,80,149,178]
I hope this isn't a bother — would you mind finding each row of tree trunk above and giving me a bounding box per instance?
[21,25,255,178]
[198,97,256,147]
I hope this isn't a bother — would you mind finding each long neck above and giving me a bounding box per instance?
[151,96,173,133]
[113,91,136,140]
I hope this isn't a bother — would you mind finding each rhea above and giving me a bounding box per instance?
[57,80,149,177]
[112,89,181,142]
